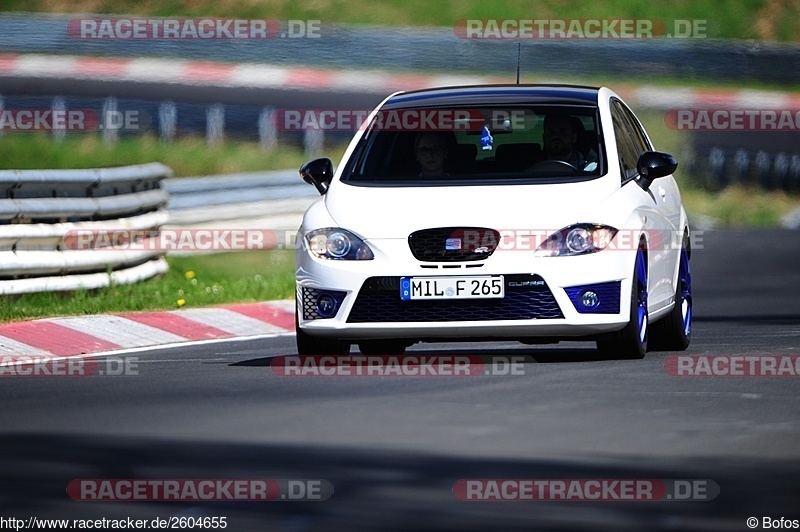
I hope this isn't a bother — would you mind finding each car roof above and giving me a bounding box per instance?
[381,84,602,109]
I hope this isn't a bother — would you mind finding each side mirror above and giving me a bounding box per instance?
[300,158,334,195]
[635,151,677,191]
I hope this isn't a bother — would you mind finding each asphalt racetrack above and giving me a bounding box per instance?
[1,230,799,531]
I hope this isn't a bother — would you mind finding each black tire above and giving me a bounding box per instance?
[597,247,648,359]
[357,340,409,356]
[650,242,692,351]
[295,310,349,356]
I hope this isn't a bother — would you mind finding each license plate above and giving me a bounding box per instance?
[400,276,505,300]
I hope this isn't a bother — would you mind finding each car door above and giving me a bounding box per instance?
[618,101,683,233]
[611,99,676,310]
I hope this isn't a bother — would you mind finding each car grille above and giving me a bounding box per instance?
[408,227,500,262]
[347,274,563,323]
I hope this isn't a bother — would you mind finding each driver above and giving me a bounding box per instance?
[535,114,598,171]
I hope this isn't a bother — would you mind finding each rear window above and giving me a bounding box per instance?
[343,105,605,185]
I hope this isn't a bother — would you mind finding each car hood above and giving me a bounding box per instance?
[324,178,620,239]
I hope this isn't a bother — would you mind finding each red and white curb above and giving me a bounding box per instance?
[1,53,800,109]
[0,300,295,360]
[0,53,498,94]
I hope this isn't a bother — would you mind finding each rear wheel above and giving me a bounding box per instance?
[295,309,349,356]
[650,242,692,351]
[597,247,648,359]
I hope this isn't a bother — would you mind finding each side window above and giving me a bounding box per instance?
[611,104,639,182]
[618,102,652,153]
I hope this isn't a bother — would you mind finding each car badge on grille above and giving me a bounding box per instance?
[473,246,491,254]
[445,238,462,250]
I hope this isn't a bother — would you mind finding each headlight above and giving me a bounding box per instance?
[534,224,618,257]
[306,228,374,260]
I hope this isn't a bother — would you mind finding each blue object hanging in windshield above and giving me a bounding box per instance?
[480,126,494,151]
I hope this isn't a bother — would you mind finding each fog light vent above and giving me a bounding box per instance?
[564,281,621,314]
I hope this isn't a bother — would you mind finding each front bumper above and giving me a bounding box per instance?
[296,240,636,341]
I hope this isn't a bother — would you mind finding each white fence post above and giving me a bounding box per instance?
[52,96,66,142]
[734,149,749,182]
[159,101,177,143]
[708,147,725,188]
[303,127,324,157]
[102,96,119,144]
[258,107,278,151]
[755,150,770,187]
[206,104,225,146]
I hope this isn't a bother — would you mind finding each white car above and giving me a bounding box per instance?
[295,85,692,359]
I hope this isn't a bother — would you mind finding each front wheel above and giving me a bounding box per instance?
[650,243,692,351]
[597,247,648,359]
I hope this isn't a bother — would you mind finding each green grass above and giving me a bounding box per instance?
[680,184,800,228]
[0,250,295,323]
[3,0,799,42]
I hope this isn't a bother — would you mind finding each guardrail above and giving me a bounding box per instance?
[0,163,171,295]
[163,169,317,255]
[165,169,316,223]
[0,166,317,294]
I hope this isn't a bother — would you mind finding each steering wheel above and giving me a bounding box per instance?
[528,159,580,172]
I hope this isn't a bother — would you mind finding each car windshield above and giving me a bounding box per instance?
[343,105,605,185]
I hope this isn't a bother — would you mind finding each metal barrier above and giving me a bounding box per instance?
[165,169,315,224]
[0,163,171,295]
[0,166,316,294]
[163,169,317,255]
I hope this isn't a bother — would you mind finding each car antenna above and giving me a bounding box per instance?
[516,42,521,84]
